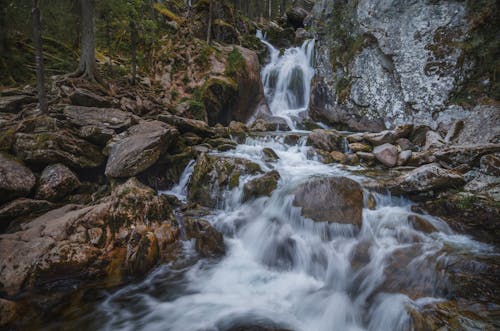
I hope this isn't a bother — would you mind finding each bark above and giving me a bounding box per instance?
[73,0,98,81]
[130,20,138,85]
[206,0,213,44]
[32,0,48,113]
[0,0,6,55]
[105,15,112,73]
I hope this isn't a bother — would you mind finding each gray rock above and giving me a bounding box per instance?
[480,154,500,176]
[434,144,500,167]
[396,138,413,151]
[363,125,412,146]
[158,114,214,137]
[445,120,464,143]
[105,121,178,178]
[424,131,445,151]
[373,143,399,167]
[69,89,112,108]
[0,198,54,227]
[287,6,309,29]
[0,153,36,203]
[63,105,134,131]
[456,105,500,144]
[390,164,464,195]
[250,117,291,132]
[307,129,343,152]
[293,177,363,227]
[35,164,80,202]
[0,95,36,113]
[397,150,412,166]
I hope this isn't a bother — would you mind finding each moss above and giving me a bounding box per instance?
[228,172,240,189]
[0,127,17,152]
[187,99,207,121]
[225,47,246,77]
[153,3,182,23]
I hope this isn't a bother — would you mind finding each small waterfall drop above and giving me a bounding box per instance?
[257,31,315,128]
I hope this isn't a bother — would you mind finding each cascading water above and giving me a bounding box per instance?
[51,36,497,331]
[257,31,315,128]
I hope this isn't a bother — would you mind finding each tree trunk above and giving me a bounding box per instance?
[130,20,138,85]
[105,15,112,74]
[206,0,213,44]
[73,0,98,81]
[0,0,6,55]
[32,0,48,113]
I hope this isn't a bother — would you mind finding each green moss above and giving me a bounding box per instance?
[187,99,207,121]
[153,3,182,23]
[225,47,246,77]
[228,172,240,189]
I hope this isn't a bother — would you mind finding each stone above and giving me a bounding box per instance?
[262,148,279,162]
[13,131,105,169]
[456,105,499,144]
[188,153,262,208]
[348,142,372,152]
[373,143,399,167]
[444,120,464,143]
[307,129,343,152]
[242,171,281,202]
[158,114,214,138]
[480,154,500,176]
[283,134,301,145]
[396,138,413,151]
[397,150,412,166]
[0,198,54,227]
[364,125,412,146]
[35,164,81,202]
[434,144,500,167]
[390,164,464,195]
[0,153,36,204]
[293,177,363,227]
[287,6,309,29]
[0,95,36,113]
[63,105,134,132]
[410,125,432,146]
[356,152,376,163]
[250,117,291,132]
[69,89,112,108]
[183,218,225,257]
[408,215,438,234]
[0,298,17,327]
[105,121,179,178]
[424,131,445,151]
[407,150,436,166]
[345,154,360,165]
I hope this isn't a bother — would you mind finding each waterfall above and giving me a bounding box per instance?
[257,31,315,128]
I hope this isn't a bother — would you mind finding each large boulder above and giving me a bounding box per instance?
[105,121,179,178]
[287,6,309,29]
[307,129,343,152]
[202,76,238,126]
[35,164,81,202]
[0,153,36,204]
[183,218,225,257]
[390,164,465,195]
[188,153,262,208]
[13,130,105,169]
[0,178,180,297]
[373,143,399,167]
[292,177,363,227]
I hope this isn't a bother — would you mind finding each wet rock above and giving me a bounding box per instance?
[287,6,309,29]
[408,215,438,234]
[345,153,360,165]
[434,144,500,167]
[423,131,445,151]
[390,164,464,195]
[479,154,500,176]
[183,218,225,257]
[13,130,105,169]
[182,132,203,146]
[105,121,179,178]
[293,177,363,227]
[158,114,214,138]
[250,117,291,132]
[0,198,54,230]
[283,134,301,145]
[463,172,500,200]
[35,164,81,202]
[0,94,36,113]
[0,153,35,205]
[242,171,281,202]
[202,76,238,126]
[356,152,376,164]
[206,138,237,151]
[262,148,279,162]
[397,150,412,166]
[69,89,112,108]
[348,142,372,153]
[0,178,179,297]
[346,133,365,143]
[307,129,343,152]
[373,143,398,167]
[188,153,262,208]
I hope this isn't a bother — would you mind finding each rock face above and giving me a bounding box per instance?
[35,164,81,202]
[309,0,488,131]
[105,121,179,178]
[0,153,36,203]
[0,179,180,297]
[391,164,465,195]
[293,177,363,227]
[188,153,262,208]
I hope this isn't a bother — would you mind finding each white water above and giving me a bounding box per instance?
[158,160,195,202]
[88,135,492,331]
[257,31,315,128]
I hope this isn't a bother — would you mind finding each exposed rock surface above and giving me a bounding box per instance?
[0,153,36,203]
[35,163,81,202]
[373,143,398,167]
[69,89,112,108]
[105,121,179,178]
[293,177,363,227]
[0,198,54,230]
[390,164,464,195]
[63,105,134,132]
[0,94,36,113]
[306,129,342,152]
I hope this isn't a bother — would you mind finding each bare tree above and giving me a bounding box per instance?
[72,0,98,81]
[32,0,48,112]
[206,0,213,44]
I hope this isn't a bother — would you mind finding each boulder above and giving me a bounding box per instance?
[188,153,262,208]
[69,89,112,108]
[35,164,81,202]
[434,144,500,167]
[424,131,445,150]
[250,117,291,132]
[202,76,238,126]
[349,142,372,152]
[286,6,309,29]
[390,164,464,195]
[0,178,180,297]
[242,171,281,202]
[373,143,399,167]
[396,138,414,151]
[397,150,412,166]
[0,298,17,327]
[183,218,225,257]
[158,114,214,137]
[13,131,105,169]
[407,150,436,166]
[364,125,413,146]
[63,105,134,132]
[0,95,36,113]
[356,152,376,163]
[262,148,279,162]
[105,121,179,178]
[0,198,54,231]
[456,105,499,145]
[307,129,343,152]
[0,153,36,203]
[410,125,431,147]
[293,177,363,227]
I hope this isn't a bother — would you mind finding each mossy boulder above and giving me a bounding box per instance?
[202,76,238,126]
[242,170,281,202]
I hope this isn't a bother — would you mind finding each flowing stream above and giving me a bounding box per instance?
[55,36,497,331]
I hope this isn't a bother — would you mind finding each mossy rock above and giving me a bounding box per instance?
[202,76,238,126]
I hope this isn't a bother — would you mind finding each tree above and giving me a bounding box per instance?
[206,0,213,44]
[130,19,138,84]
[31,0,48,112]
[72,0,98,81]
